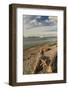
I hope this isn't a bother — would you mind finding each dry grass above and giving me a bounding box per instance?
[23,43,57,74]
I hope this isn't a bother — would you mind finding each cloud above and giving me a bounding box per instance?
[36,16,41,19]
[23,15,57,37]
[30,19,39,26]
[24,26,57,37]
[23,15,57,28]
[48,16,57,22]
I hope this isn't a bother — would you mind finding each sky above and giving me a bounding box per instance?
[23,15,57,37]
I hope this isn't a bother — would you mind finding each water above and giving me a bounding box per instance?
[23,37,57,49]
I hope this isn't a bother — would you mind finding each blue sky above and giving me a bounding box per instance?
[23,15,57,37]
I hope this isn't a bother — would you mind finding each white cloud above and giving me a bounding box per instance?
[23,15,57,37]
[30,19,38,26]
[36,16,41,19]
[44,19,49,23]
[49,16,57,21]
[48,16,57,24]
[24,26,57,37]
[30,19,36,23]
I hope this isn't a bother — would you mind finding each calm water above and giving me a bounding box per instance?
[23,37,57,49]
